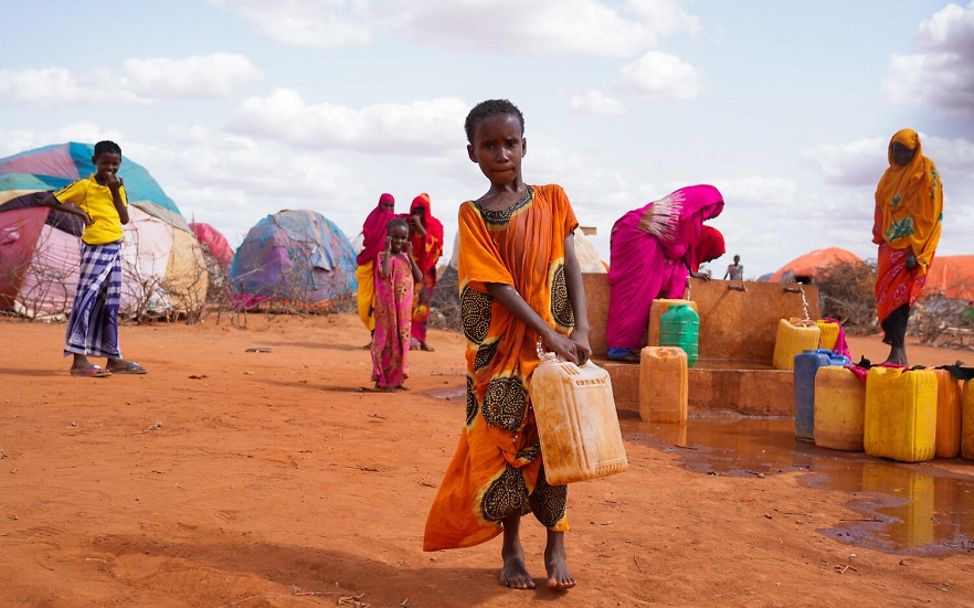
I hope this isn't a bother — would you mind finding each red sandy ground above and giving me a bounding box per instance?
[1,314,973,608]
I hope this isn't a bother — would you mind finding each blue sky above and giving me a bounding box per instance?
[2,0,972,276]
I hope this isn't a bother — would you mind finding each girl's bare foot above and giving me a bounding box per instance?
[420,342,435,352]
[500,546,534,589]
[500,513,535,589]
[544,530,575,591]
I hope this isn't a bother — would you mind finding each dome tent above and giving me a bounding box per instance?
[923,255,974,302]
[769,247,863,284]
[231,209,357,309]
[0,142,206,319]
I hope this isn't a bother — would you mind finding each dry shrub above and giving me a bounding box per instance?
[816,260,878,335]
[910,295,970,346]
[429,266,461,332]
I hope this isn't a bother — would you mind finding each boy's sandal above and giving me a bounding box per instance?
[70,365,111,378]
[110,361,148,375]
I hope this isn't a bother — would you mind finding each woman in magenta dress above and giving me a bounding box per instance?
[356,193,396,333]
[606,185,725,362]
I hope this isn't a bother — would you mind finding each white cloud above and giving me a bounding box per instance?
[715,176,800,212]
[120,53,261,98]
[885,1,974,113]
[803,134,974,186]
[570,90,625,114]
[0,53,260,107]
[123,128,369,246]
[0,124,128,157]
[801,138,886,187]
[620,51,700,99]
[403,0,700,58]
[228,88,469,155]
[928,135,974,174]
[0,67,140,107]
[207,0,373,47]
[212,0,700,58]
[917,0,974,52]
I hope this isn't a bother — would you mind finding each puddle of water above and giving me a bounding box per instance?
[424,387,466,400]
[622,415,974,555]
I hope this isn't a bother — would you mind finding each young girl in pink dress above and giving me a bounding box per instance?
[371,218,423,390]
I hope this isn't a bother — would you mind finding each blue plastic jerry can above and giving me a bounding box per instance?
[794,349,851,441]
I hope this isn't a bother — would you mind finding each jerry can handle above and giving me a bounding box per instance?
[536,338,558,363]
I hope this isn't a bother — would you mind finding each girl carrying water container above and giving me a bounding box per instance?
[423,99,591,591]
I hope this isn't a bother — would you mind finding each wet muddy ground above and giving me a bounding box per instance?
[624,415,974,556]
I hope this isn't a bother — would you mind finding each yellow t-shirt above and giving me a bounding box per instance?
[53,175,128,245]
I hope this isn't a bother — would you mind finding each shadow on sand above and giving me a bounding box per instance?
[89,531,568,605]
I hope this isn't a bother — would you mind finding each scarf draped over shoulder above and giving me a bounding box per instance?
[873,128,943,275]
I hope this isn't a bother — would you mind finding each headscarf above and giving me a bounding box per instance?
[619,184,725,262]
[688,225,726,273]
[408,193,444,276]
[357,193,396,266]
[873,129,943,274]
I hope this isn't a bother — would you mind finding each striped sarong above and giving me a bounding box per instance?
[64,242,122,358]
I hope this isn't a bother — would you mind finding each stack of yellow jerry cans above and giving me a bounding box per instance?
[813,364,974,464]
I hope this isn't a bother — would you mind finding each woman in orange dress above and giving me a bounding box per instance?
[873,129,943,365]
[423,99,590,591]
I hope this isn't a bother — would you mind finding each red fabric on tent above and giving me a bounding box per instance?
[769,247,864,283]
[0,207,48,307]
[922,255,974,302]
[189,222,233,269]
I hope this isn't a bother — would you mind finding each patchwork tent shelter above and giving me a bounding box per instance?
[923,255,974,302]
[768,247,863,284]
[231,209,357,308]
[0,142,206,319]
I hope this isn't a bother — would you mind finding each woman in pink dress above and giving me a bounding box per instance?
[371,218,423,390]
[605,185,725,362]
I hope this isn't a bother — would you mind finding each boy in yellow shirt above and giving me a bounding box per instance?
[44,140,147,377]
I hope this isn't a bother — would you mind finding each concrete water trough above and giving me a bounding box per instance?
[582,274,820,417]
